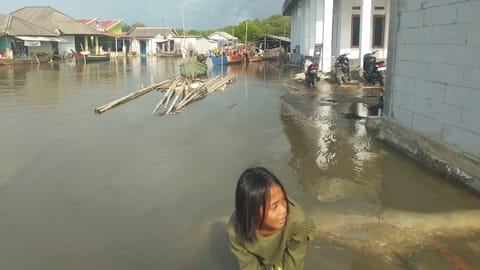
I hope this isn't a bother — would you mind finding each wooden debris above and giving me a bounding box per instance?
[94,75,236,116]
[95,79,173,114]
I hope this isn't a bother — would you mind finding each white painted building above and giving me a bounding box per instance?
[172,36,217,56]
[207,31,238,45]
[128,27,178,56]
[11,7,104,57]
[57,36,76,56]
[382,0,480,190]
[283,0,390,72]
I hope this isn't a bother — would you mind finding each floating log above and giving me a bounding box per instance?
[165,87,183,115]
[155,75,236,115]
[95,75,236,116]
[152,79,180,114]
[95,79,173,114]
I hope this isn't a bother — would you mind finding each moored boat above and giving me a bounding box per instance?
[210,53,243,65]
[0,53,52,65]
[177,7,208,78]
[245,54,263,63]
[261,47,282,61]
[74,53,110,63]
[179,59,208,78]
[158,50,182,57]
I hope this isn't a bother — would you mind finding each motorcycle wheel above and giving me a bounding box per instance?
[379,77,384,86]
[336,76,344,85]
[305,78,312,88]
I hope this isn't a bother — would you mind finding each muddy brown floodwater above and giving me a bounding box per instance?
[0,57,478,270]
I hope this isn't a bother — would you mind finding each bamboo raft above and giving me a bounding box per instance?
[94,75,236,115]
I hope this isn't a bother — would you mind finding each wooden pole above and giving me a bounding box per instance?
[96,76,236,116]
[95,79,172,114]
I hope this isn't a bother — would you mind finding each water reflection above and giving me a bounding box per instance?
[209,60,285,81]
[0,58,293,270]
[280,88,383,210]
[0,65,29,91]
[280,79,480,268]
[210,63,244,77]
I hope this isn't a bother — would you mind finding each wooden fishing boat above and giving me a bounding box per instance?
[177,7,208,78]
[74,53,110,64]
[0,53,52,65]
[210,53,243,65]
[261,47,282,61]
[179,59,208,78]
[158,50,182,57]
[246,54,263,63]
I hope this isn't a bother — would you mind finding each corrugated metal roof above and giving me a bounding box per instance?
[76,19,93,25]
[0,14,57,36]
[208,31,238,41]
[266,35,291,43]
[128,27,178,38]
[11,6,102,35]
[76,18,123,32]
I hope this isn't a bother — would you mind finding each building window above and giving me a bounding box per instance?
[373,15,385,48]
[351,15,360,47]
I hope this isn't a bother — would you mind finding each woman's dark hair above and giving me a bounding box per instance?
[234,166,289,243]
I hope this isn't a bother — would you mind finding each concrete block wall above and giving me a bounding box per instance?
[388,0,480,159]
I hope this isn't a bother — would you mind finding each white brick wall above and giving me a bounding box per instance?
[391,0,480,158]
[412,113,443,138]
[400,10,423,28]
[392,106,414,127]
[457,2,480,23]
[463,65,480,89]
[424,5,457,26]
[443,126,480,155]
[467,23,480,44]
[414,79,447,102]
[399,27,432,44]
[461,109,480,135]
[422,0,467,8]
[445,85,480,112]
[429,62,463,84]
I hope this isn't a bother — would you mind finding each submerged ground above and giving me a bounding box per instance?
[0,57,479,269]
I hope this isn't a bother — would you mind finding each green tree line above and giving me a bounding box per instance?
[122,15,291,41]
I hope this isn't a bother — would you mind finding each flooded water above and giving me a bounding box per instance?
[0,57,479,270]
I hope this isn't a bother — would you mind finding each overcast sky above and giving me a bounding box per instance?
[4,0,285,30]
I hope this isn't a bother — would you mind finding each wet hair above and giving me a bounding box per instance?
[234,166,289,243]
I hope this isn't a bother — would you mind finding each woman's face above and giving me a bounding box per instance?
[259,184,288,233]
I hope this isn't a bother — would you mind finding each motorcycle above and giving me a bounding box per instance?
[334,53,351,85]
[304,58,319,87]
[363,50,386,86]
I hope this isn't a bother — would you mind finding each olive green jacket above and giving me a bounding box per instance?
[227,199,315,270]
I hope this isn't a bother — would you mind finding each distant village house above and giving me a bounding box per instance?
[76,18,127,54]
[0,14,60,59]
[128,27,178,56]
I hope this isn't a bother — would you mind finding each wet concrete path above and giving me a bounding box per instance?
[281,76,480,269]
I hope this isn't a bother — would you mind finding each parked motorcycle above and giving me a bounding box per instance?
[334,53,351,85]
[363,50,386,86]
[305,62,319,87]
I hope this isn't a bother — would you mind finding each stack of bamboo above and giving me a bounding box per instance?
[94,75,236,115]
